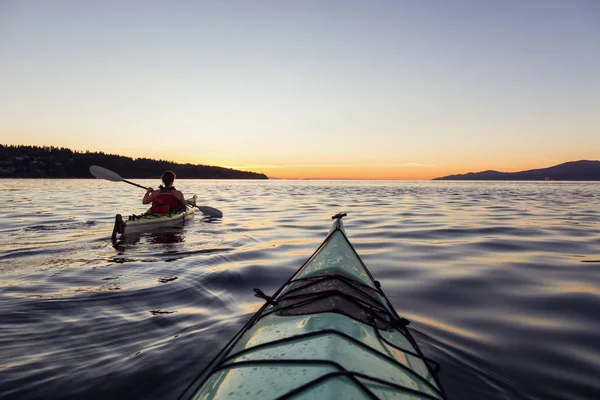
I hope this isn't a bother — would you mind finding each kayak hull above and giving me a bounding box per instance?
[112,195,197,239]
[183,214,446,400]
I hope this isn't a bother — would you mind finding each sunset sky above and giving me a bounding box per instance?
[1,1,598,179]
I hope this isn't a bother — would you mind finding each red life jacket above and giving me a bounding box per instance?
[151,187,181,213]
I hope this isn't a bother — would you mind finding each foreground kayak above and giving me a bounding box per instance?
[180,213,447,400]
[111,195,197,239]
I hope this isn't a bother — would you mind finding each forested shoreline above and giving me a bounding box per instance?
[0,145,268,179]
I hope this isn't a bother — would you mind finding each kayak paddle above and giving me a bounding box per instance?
[187,203,223,219]
[89,165,223,218]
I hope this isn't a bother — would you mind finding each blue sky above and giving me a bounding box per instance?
[1,0,598,178]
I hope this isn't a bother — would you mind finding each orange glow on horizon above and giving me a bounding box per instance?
[225,164,457,180]
[219,163,443,180]
[2,139,591,180]
[223,158,590,180]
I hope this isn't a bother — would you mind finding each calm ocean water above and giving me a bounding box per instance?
[1,179,599,400]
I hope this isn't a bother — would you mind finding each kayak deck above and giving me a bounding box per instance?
[112,195,197,239]
[183,213,446,400]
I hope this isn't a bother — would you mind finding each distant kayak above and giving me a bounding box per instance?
[112,195,197,239]
[180,213,447,400]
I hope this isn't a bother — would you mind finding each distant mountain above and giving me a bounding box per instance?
[434,160,600,181]
[0,144,268,179]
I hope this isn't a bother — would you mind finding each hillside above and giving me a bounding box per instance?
[434,160,600,181]
[0,145,268,179]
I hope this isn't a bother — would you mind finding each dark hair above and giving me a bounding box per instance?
[161,170,176,186]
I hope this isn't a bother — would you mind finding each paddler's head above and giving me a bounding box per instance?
[161,170,176,187]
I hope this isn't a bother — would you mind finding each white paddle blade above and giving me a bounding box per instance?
[196,206,223,218]
[89,165,124,182]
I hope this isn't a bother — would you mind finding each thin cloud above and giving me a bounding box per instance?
[224,165,286,169]
[225,164,355,169]
[226,163,437,169]
[383,163,439,168]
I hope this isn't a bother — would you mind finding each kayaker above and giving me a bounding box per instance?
[142,170,186,213]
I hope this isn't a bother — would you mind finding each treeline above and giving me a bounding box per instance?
[0,144,268,179]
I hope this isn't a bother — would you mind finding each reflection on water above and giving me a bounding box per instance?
[0,179,599,400]
[114,230,187,247]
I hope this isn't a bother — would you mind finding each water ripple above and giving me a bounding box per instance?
[0,180,599,399]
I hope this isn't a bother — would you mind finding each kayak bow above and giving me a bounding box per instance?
[181,213,447,399]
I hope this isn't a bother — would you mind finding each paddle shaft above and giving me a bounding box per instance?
[90,165,223,217]
[123,179,193,207]
[123,179,148,190]
[123,178,212,214]
[122,178,200,209]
